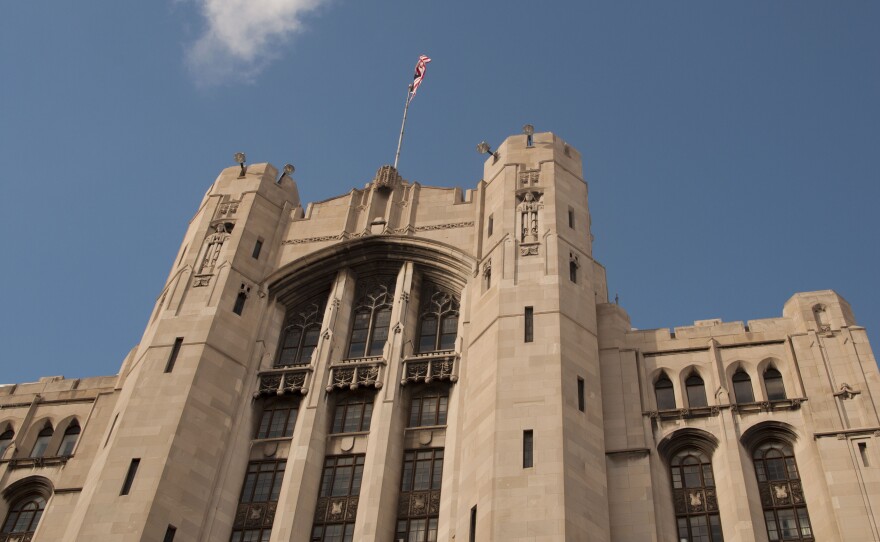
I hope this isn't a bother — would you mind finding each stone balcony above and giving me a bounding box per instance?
[255,365,312,397]
[400,351,459,386]
[326,356,385,392]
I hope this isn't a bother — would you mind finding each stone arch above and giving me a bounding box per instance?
[657,427,720,464]
[679,364,711,408]
[20,418,54,458]
[650,368,677,410]
[756,357,791,401]
[740,420,800,452]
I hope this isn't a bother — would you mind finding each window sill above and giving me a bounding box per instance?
[328,431,370,438]
[404,425,447,432]
[3,455,71,469]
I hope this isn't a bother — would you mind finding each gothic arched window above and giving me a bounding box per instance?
[732,370,755,403]
[764,368,786,401]
[276,299,326,367]
[347,278,395,359]
[686,373,708,408]
[753,441,813,541]
[30,425,53,459]
[670,449,723,542]
[0,428,13,459]
[57,421,80,457]
[1,495,46,538]
[655,373,676,410]
[418,287,460,353]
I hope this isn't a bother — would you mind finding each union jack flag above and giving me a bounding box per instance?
[409,55,432,98]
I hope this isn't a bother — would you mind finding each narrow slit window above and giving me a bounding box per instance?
[469,506,477,542]
[570,260,578,283]
[523,430,534,468]
[568,208,574,228]
[860,442,870,467]
[524,307,534,343]
[577,377,585,412]
[165,337,183,373]
[121,458,141,495]
[487,215,493,237]
[252,239,263,259]
[163,525,177,542]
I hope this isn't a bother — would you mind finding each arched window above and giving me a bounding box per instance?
[753,441,813,541]
[57,421,80,457]
[276,299,326,367]
[670,449,723,541]
[686,373,708,408]
[417,287,460,353]
[1,495,46,538]
[655,373,676,410]
[347,278,395,359]
[0,428,13,459]
[30,425,53,459]
[732,370,755,403]
[764,368,786,401]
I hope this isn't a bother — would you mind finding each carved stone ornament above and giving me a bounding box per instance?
[519,168,540,187]
[834,382,861,400]
[482,260,491,276]
[192,275,211,288]
[217,201,240,217]
[197,222,232,275]
[517,190,543,254]
[372,165,402,190]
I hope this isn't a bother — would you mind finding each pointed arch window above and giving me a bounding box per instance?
[2,495,46,538]
[686,373,708,408]
[418,286,460,353]
[753,441,813,541]
[0,429,13,459]
[764,368,786,401]
[347,278,395,359]
[670,449,723,541]
[277,298,327,367]
[57,421,80,457]
[655,374,676,410]
[732,370,755,403]
[30,425,53,459]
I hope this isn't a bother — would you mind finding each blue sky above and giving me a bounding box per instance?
[1,1,878,384]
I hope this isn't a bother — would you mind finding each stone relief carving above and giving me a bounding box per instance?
[517,190,543,256]
[834,383,861,400]
[519,168,540,187]
[193,222,232,286]
[372,165,402,190]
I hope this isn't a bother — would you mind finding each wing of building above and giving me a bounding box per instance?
[1,131,878,542]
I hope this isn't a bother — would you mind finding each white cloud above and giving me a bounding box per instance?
[186,0,327,85]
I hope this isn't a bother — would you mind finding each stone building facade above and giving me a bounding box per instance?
[1,131,878,541]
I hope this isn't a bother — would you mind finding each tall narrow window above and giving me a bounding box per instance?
[469,506,477,542]
[231,460,286,542]
[686,373,708,408]
[487,214,494,237]
[670,449,724,542]
[523,430,534,468]
[121,458,141,495]
[417,286,460,353]
[347,278,394,359]
[732,369,755,403]
[482,262,491,292]
[524,307,534,343]
[256,398,299,439]
[577,377,585,412]
[331,393,375,434]
[277,299,326,367]
[753,441,813,541]
[859,442,870,467]
[568,208,574,228]
[312,455,365,542]
[409,387,449,427]
[569,260,578,283]
[233,292,247,315]
[30,425,53,458]
[163,525,177,542]
[764,368,786,401]
[1,495,46,539]
[0,428,13,458]
[655,373,676,410]
[252,239,263,259]
[58,421,81,456]
[165,337,183,373]
[397,449,444,542]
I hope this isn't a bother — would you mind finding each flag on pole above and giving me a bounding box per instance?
[409,54,432,99]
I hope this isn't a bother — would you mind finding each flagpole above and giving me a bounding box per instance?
[393,85,413,170]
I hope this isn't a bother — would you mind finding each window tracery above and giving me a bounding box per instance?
[417,286,459,353]
[396,449,444,542]
[753,441,813,541]
[347,277,395,359]
[670,449,723,542]
[1,495,46,540]
[276,297,327,367]
[231,460,286,542]
[312,455,365,542]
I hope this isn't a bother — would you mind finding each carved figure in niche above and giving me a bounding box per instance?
[518,191,543,244]
[688,491,703,508]
[198,223,232,274]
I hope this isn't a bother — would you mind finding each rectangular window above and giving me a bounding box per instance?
[163,525,177,542]
[233,292,247,315]
[577,377,585,412]
[165,337,183,373]
[331,394,374,434]
[232,460,286,541]
[120,458,141,495]
[312,455,365,540]
[256,400,299,439]
[397,449,443,541]
[524,307,534,343]
[568,208,574,228]
[487,215,494,237]
[570,261,578,283]
[408,390,449,427]
[469,506,477,542]
[252,239,264,259]
[859,442,870,467]
[523,430,534,468]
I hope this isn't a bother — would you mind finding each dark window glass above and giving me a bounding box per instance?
[487,215,493,237]
[671,449,723,542]
[469,506,477,542]
[577,377,585,412]
[233,292,247,315]
[732,370,754,403]
[764,368,786,401]
[409,388,449,427]
[347,278,394,359]
[860,442,870,467]
[0,429,14,459]
[1,495,46,536]
[686,374,708,408]
[397,449,443,541]
[570,261,578,283]
[165,337,183,373]
[655,374,676,410]
[524,307,534,343]
[58,421,81,456]
[256,400,299,439]
[753,441,813,541]
[121,458,141,495]
[331,394,374,433]
[30,425,53,458]
[163,525,177,542]
[417,286,460,353]
[523,430,534,468]
[276,298,326,367]
[252,239,263,259]
[312,455,364,540]
[232,460,286,542]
